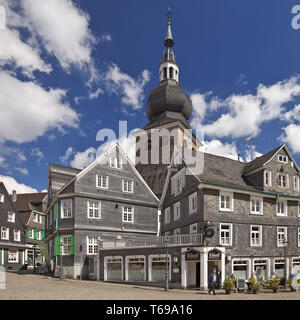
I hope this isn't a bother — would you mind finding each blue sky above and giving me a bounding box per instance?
[1,0,300,193]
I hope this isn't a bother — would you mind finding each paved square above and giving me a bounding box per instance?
[0,273,300,300]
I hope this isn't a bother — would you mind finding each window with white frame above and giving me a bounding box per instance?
[61,236,71,255]
[278,155,288,163]
[28,228,33,239]
[190,223,198,234]
[189,192,197,214]
[61,199,72,219]
[1,227,9,240]
[122,206,134,223]
[87,237,98,255]
[219,192,233,211]
[96,175,109,189]
[87,201,101,219]
[164,207,170,224]
[264,170,272,187]
[274,259,285,278]
[7,211,15,223]
[294,176,300,191]
[277,227,287,247]
[220,224,232,246]
[277,200,287,216]
[250,225,262,247]
[278,173,289,188]
[13,230,20,242]
[171,169,185,196]
[0,194,4,203]
[110,156,122,169]
[8,250,18,263]
[174,202,180,220]
[250,197,263,215]
[122,179,133,193]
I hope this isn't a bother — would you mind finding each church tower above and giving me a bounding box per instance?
[135,13,197,199]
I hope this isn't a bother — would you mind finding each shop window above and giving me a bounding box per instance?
[106,257,123,281]
[232,260,248,280]
[254,260,267,280]
[127,257,145,281]
[149,255,171,282]
[274,259,285,278]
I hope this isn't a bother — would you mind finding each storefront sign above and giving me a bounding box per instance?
[185,249,200,261]
[208,249,221,261]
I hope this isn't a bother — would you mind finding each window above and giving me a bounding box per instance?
[164,207,170,224]
[219,192,233,211]
[232,260,249,280]
[122,206,134,223]
[0,194,4,203]
[163,67,167,79]
[189,192,197,214]
[61,236,71,255]
[96,175,109,189]
[250,225,262,247]
[110,156,122,169]
[87,201,101,219]
[278,155,288,163]
[7,211,15,223]
[294,176,300,191]
[8,250,18,263]
[220,224,232,246]
[61,199,72,218]
[274,259,285,278]
[87,237,98,255]
[28,229,33,239]
[190,223,198,234]
[36,230,41,240]
[13,230,20,242]
[127,256,146,281]
[169,67,174,79]
[149,255,171,282]
[33,213,42,223]
[277,227,287,247]
[264,170,272,187]
[122,179,133,193]
[1,227,9,240]
[171,169,185,196]
[254,260,267,280]
[250,197,263,215]
[174,202,180,220]
[278,173,288,188]
[277,200,287,216]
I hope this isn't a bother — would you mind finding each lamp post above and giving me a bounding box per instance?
[60,243,64,281]
[164,236,170,291]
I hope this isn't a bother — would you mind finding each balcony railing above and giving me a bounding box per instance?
[100,233,203,249]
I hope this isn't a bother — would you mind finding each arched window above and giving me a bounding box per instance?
[169,67,174,79]
[163,67,167,79]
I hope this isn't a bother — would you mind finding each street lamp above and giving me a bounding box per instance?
[164,236,171,291]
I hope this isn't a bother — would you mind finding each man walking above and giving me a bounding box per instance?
[208,269,218,295]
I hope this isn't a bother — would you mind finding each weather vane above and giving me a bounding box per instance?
[166,6,173,21]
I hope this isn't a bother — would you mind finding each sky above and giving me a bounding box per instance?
[1,0,300,193]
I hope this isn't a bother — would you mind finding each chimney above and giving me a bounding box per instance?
[12,190,17,202]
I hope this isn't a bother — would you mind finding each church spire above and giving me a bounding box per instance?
[159,8,179,82]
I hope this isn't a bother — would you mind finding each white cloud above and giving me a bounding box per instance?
[31,148,44,162]
[15,167,29,175]
[0,175,37,193]
[16,153,26,163]
[244,146,263,162]
[280,124,300,153]
[0,156,6,168]
[105,64,150,111]
[0,28,52,77]
[192,76,300,139]
[60,147,74,164]
[20,0,96,73]
[70,147,96,169]
[89,88,104,100]
[100,33,112,42]
[200,139,241,161]
[0,71,79,143]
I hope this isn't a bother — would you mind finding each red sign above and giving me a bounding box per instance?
[185,249,200,261]
[208,249,221,261]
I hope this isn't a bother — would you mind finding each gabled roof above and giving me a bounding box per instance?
[243,144,300,175]
[12,192,47,213]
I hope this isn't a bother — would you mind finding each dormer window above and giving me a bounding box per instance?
[8,212,15,223]
[278,155,288,164]
[110,157,122,169]
[0,194,4,203]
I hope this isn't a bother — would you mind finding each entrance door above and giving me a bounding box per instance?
[208,261,221,285]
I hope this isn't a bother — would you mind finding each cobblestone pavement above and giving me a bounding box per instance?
[0,272,300,300]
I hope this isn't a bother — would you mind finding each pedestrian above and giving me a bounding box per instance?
[208,269,218,295]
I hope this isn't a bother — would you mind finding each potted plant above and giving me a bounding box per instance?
[286,277,296,292]
[248,278,260,294]
[223,279,234,294]
[267,278,280,293]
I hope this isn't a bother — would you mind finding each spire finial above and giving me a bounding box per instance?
[164,7,174,48]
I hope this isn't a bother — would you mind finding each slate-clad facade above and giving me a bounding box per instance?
[45,144,159,279]
[0,183,26,270]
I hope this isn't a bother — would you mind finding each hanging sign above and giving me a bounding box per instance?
[208,249,221,261]
[185,249,200,261]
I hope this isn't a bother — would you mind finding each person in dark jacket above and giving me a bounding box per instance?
[208,269,218,295]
